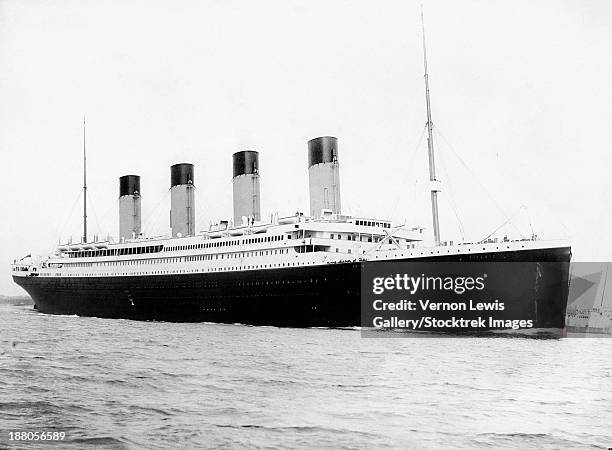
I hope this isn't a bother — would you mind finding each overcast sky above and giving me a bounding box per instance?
[1,0,610,294]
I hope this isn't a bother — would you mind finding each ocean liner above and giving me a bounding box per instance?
[11,17,571,328]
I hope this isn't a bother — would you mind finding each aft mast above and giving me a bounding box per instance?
[83,116,88,243]
[421,9,441,246]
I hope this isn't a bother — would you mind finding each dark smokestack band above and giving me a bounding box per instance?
[119,175,140,197]
[232,151,259,178]
[170,163,195,188]
[308,136,338,168]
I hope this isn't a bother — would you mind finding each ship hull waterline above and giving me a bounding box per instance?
[14,247,571,329]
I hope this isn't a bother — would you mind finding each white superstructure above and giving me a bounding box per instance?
[12,212,567,280]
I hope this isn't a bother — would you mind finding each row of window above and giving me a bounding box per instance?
[185,249,289,262]
[355,220,390,228]
[61,249,291,268]
[67,235,287,259]
[166,235,284,252]
[329,233,381,243]
[69,245,164,259]
[43,259,320,277]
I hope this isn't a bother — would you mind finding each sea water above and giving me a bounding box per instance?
[0,304,610,449]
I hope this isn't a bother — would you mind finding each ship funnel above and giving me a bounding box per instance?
[232,151,260,225]
[170,163,195,237]
[119,175,141,240]
[307,136,341,218]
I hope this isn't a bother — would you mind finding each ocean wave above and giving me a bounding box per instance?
[214,423,381,437]
[1,303,610,449]
[67,436,130,448]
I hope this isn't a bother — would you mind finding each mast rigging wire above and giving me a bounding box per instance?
[141,188,171,237]
[85,190,104,240]
[56,189,83,242]
[433,125,525,239]
[435,140,466,240]
[478,205,527,243]
[388,124,428,219]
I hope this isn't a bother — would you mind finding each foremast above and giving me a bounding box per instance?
[421,9,441,246]
[82,116,88,243]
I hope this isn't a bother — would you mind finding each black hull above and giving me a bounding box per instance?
[14,247,571,328]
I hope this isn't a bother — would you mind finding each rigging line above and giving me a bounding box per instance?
[436,141,466,240]
[598,263,609,310]
[388,124,428,219]
[442,174,466,240]
[433,125,524,238]
[141,188,171,236]
[56,189,83,241]
[538,202,572,240]
[94,198,120,231]
[523,203,535,237]
[478,205,527,243]
[433,126,509,218]
[85,190,104,240]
